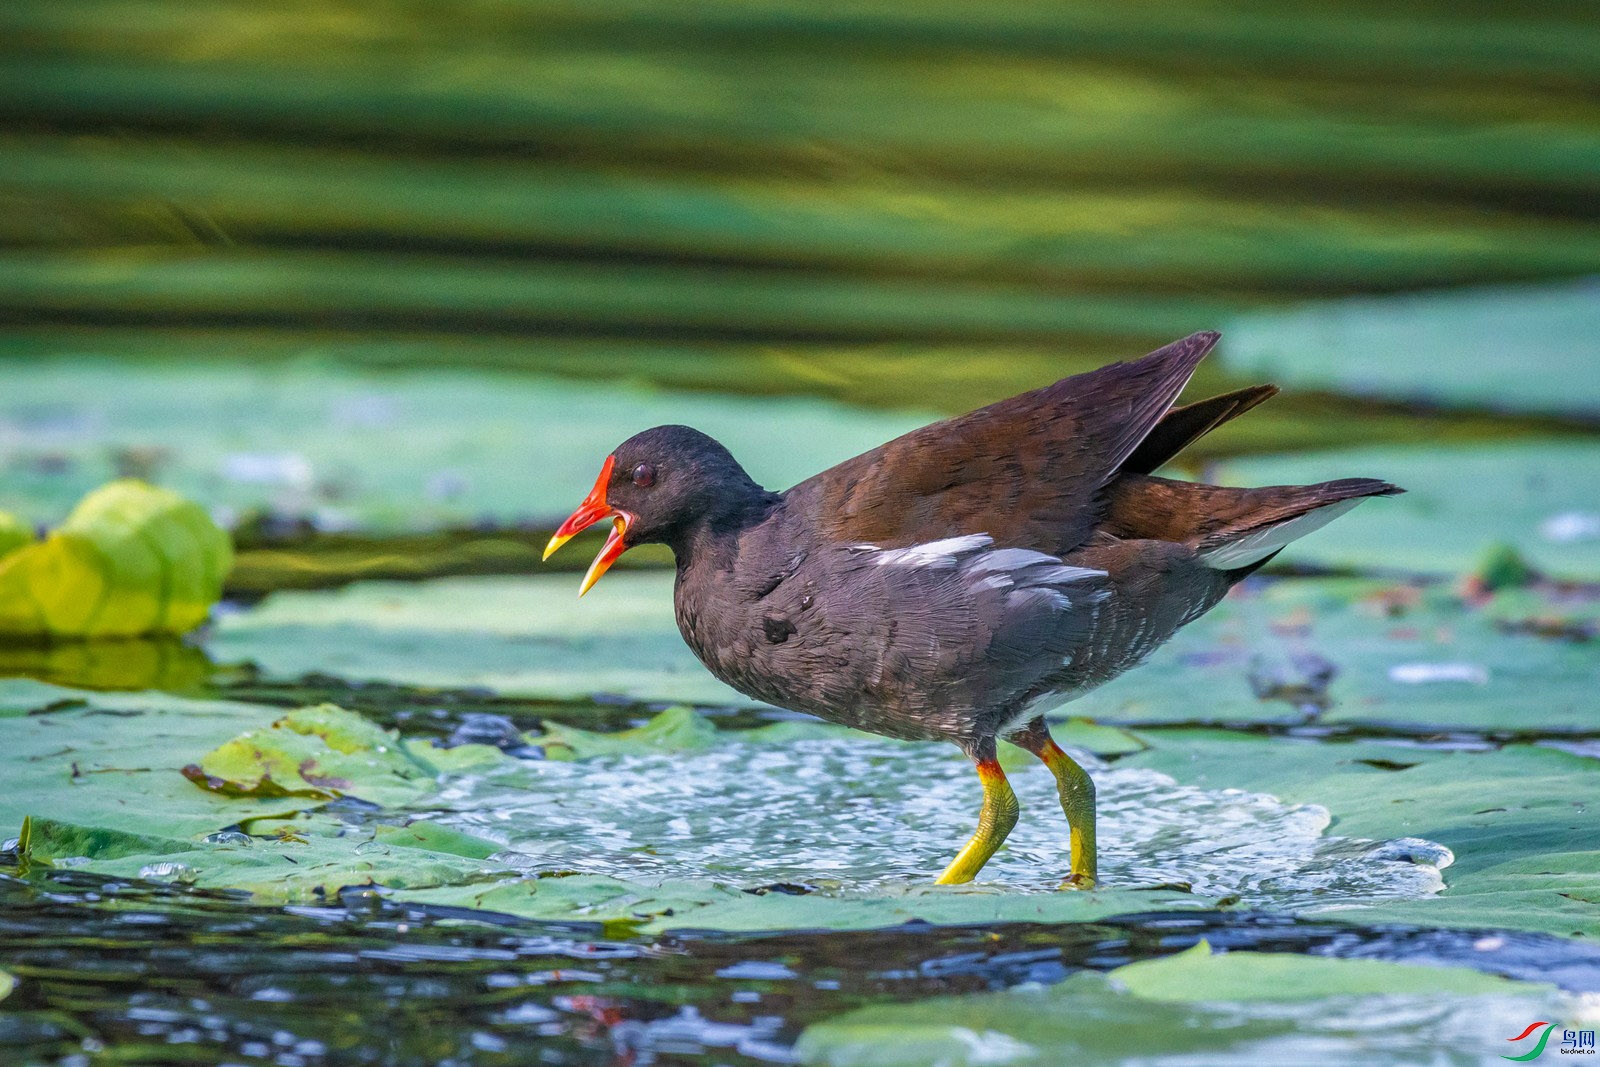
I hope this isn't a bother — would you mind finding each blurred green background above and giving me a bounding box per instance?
[2,0,1598,588]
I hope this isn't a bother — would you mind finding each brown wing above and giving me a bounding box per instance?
[1121,383,1278,475]
[785,332,1219,556]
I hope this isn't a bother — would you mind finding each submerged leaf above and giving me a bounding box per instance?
[0,480,232,638]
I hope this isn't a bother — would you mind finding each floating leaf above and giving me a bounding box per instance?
[0,357,929,535]
[531,704,719,760]
[1077,577,1600,734]
[209,573,749,705]
[0,480,232,638]
[183,703,438,806]
[397,877,1207,935]
[24,817,507,903]
[0,969,12,1004]
[1109,939,1524,1000]
[796,954,1559,1067]
[0,680,336,842]
[0,511,33,559]
[1126,730,1600,938]
[1223,278,1600,417]
[371,820,502,860]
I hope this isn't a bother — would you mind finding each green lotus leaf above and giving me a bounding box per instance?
[1222,279,1600,418]
[24,817,507,903]
[0,680,335,842]
[208,573,748,705]
[530,704,720,760]
[0,511,33,559]
[0,969,13,1004]
[371,820,502,859]
[1125,731,1600,939]
[0,480,232,639]
[393,877,1206,935]
[796,953,1559,1067]
[183,703,438,805]
[1109,939,1526,1001]
[23,815,196,862]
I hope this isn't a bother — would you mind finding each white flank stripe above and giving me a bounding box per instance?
[867,533,993,567]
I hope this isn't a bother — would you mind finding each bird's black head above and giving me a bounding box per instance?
[543,425,772,594]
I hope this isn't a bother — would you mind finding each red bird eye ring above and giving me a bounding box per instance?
[631,463,656,487]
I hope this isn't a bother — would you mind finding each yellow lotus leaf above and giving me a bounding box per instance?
[0,511,32,559]
[0,481,233,639]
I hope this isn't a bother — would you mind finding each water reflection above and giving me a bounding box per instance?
[0,636,212,692]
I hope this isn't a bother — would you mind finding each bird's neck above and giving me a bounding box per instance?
[668,485,781,572]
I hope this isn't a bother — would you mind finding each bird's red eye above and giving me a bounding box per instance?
[631,463,656,488]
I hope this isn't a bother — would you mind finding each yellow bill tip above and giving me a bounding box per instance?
[542,531,573,562]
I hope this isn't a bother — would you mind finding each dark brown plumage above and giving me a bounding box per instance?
[545,332,1400,886]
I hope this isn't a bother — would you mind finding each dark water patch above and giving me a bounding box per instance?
[4,866,1599,1066]
[209,672,789,740]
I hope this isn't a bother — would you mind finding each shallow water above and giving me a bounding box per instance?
[4,865,1596,1067]
[433,735,1449,911]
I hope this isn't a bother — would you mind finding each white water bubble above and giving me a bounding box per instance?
[436,733,1453,910]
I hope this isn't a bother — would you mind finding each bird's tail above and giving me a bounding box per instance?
[1102,475,1402,571]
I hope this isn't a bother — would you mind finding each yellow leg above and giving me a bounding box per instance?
[935,754,1019,885]
[1012,721,1097,888]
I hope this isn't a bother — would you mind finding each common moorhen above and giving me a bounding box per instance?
[543,332,1398,887]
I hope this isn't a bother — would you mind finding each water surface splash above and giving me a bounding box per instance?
[434,735,1449,911]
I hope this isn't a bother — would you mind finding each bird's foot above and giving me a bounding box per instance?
[1058,872,1097,891]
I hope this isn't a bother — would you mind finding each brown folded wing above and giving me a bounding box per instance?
[785,332,1219,557]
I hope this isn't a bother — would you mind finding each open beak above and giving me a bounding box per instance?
[543,454,632,596]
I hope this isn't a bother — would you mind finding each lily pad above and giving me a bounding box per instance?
[0,356,928,533]
[0,511,32,557]
[214,573,1599,737]
[0,679,341,842]
[0,480,231,638]
[1074,576,1600,734]
[207,573,750,705]
[1110,939,1525,1000]
[1125,731,1600,938]
[396,876,1207,935]
[0,969,12,1003]
[795,948,1561,1066]
[182,703,439,805]
[532,704,720,759]
[1217,441,1600,579]
[24,815,507,902]
[1222,277,1600,417]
